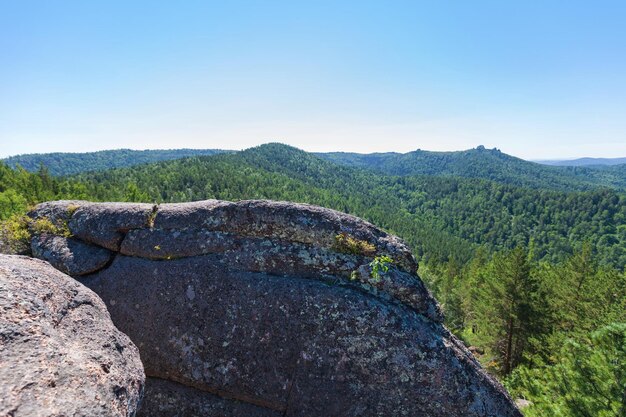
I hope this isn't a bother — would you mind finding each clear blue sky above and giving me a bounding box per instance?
[1,1,625,159]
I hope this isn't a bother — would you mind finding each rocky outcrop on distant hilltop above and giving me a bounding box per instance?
[0,255,144,417]
[28,199,522,417]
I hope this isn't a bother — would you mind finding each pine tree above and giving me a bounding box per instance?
[473,247,546,374]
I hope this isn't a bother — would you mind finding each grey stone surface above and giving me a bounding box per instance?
[0,255,144,417]
[27,200,88,226]
[69,202,156,251]
[28,199,522,417]
[84,254,519,416]
[31,234,113,276]
[0,227,29,256]
[138,378,281,417]
[153,200,418,273]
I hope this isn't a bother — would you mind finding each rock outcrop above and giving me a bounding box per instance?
[28,199,522,417]
[0,255,145,417]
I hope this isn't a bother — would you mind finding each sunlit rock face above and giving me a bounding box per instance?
[29,199,522,417]
[0,255,144,417]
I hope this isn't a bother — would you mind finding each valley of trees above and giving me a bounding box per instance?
[1,143,624,416]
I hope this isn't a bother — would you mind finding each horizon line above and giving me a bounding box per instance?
[2,142,625,162]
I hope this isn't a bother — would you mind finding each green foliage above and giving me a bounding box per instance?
[333,232,376,256]
[506,323,626,417]
[0,163,55,208]
[123,182,151,202]
[434,246,625,373]
[31,217,71,237]
[419,258,468,333]
[369,255,393,281]
[0,189,28,220]
[0,214,31,254]
[468,247,550,374]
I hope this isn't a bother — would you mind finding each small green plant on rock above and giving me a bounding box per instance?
[369,255,393,282]
[333,232,376,256]
[31,217,71,237]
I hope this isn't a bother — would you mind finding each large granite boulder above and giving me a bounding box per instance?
[29,200,522,417]
[0,255,145,417]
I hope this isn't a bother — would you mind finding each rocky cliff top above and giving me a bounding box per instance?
[29,199,441,322]
[24,199,521,416]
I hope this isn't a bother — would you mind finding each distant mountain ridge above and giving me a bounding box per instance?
[536,157,626,167]
[3,148,230,176]
[3,144,625,191]
[316,146,626,191]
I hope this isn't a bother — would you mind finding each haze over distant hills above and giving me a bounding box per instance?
[2,148,230,176]
[535,157,626,167]
[316,146,626,191]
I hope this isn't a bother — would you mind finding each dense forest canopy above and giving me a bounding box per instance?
[0,143,624,416]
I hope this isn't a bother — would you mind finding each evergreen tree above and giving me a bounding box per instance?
[472,247,547,374]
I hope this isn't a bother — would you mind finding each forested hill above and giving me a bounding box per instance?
[317,146,626,191]
[2,148,230,176]
[5,144,626,192]
[55,143,626,269]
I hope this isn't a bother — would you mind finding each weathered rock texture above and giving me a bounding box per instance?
[0,255,144,417]
[29,200,522,417]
